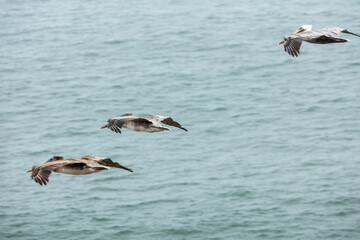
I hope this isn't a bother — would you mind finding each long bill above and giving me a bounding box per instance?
[26,169,32,173]
[278,40,284,45]
[100,124,108,129]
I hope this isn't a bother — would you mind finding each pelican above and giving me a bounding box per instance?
[100,113,188,134]
[279,25,360,57]
[26,156,133,185]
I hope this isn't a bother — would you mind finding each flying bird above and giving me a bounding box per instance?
[100,113,188,134]
[26,156,133,186]
[279,25,360,57]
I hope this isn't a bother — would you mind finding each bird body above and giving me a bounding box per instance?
[52,161,109,175]
[26,156,133,185]
[123,120,170,132]
[279,25,360,57]
[100,113,187,134]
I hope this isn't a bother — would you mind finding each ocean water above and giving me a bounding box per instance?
[1,0,360,239]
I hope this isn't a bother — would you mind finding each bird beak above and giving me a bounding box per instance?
[26,169,32,173]
[278,40,284,45]
[100,124,108,129]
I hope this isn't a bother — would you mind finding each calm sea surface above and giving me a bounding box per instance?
[1,0,360,239]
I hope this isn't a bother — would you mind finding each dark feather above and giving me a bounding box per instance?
[313,35,347,44]
[108,123,121,134]
[46,156,64,162]
[31,168,52,186]
[284,38,302,57]
[161,117,188,131]
[64,163,87,170]
[99,158,133,172]
[131,118,153,125]
[342,29,360,37]
[121,113,134,117]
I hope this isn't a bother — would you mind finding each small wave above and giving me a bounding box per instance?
[103,40,127,45]
[118,198,180,208]
[163,228,202,235]
[218,190,252,198]
[114,230,134,236]
[213,107,227,111]
[92,217,112,222]
[348,62,360,66]
[304,106,320,112]
[112,84,124,89]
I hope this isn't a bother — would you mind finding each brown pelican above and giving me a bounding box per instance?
[279,25,360,57]
[100,113,188,134]
[26,156,133,185]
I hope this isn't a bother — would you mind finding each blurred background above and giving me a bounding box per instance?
[1,0,359,239]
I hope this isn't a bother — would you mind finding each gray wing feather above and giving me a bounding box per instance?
[31,167,53,185]
[284,38,302,57]
[98,158,133,172]
[320,26,343,36]
[108,118,129,134]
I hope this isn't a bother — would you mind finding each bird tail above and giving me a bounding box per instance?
[343,29,360,37]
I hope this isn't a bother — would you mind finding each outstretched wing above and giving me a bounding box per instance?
[144,115,188,131]
[107,118,129,134]
[108,123,121,133]
[30,159,89,185]
[342,29,360,38]
[320,26,343,36]
[107,115,148,134]
[98,158,133,172]
[130,118,153,126]
[319,26,359,37]
[31,167,53,186]
[283,38,303,57]
[161,117,188,131]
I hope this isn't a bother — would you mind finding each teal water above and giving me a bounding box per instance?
[1,0,360,239]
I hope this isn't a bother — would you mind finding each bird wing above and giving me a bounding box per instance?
[78,156,133,172]
[341,29,360,37]
[98,158,133,172]
[30,159,88,185]
[320,26,343,36]
[283,38,303,57]
[298,29,350,44]
[130,118,153,125]
[108,123,122,133]
[107,118,129,134]
[108,115,149,134]
[31,167,53,186]
[144,115,188,131]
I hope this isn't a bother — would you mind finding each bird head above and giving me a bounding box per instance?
[278,25,312,45]
[293,25,312,34]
